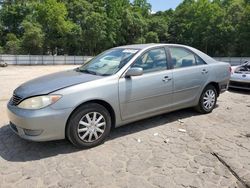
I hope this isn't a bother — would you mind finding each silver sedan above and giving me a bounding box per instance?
[7,44,230,148]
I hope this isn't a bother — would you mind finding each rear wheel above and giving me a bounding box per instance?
[66,103,111,148]
[195,85,217,114]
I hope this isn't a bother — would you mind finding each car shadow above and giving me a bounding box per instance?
[108,108,201,141]
[0,108,200,162]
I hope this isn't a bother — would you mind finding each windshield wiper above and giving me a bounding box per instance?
[100,73,111,76]
[77,68,97,75]
[76,67,111,76]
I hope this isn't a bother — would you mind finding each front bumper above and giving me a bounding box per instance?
[229,73,250,90]
[229,80,250,90]
[7,101,73,141]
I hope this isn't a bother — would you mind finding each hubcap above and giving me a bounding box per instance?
[77,112,106,143]
[203,89,216,110]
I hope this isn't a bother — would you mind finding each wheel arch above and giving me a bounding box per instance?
[206,82,220,97]
[195,82,219,113]
[65,99,116,139]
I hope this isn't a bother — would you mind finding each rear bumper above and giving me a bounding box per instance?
[218,81,229,94]
[7,101,73,141]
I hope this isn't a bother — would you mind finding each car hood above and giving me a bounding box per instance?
[14,69,102,98]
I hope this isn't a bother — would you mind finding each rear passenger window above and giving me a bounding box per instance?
[196,56,206,65]
[169,47,205,68]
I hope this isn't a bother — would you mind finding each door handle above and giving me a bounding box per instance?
[162,76,172,82]
[201,69,208,74]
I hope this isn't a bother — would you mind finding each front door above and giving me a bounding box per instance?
[118,47,173,120]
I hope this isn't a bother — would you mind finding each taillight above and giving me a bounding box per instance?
[229,66,232,74]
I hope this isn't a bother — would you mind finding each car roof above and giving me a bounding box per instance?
[115,43,166,50]
[115,43,197,50]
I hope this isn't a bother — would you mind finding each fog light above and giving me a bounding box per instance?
[23,129,43,136]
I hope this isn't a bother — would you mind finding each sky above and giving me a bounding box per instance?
[148,0,183,12]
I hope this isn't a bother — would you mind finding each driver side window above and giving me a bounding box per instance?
[132,48,168,73]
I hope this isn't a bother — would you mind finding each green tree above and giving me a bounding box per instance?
[36,0,75,55]
[103,0,131,48]
[145,31,159,43]
[64,0,91,54]
[120,9,147,44]
[147,12,171,42]
[0,1,33,36]
[5,33,20,54]
[133,0,151,16]
[84,12,108,55]
[238,3,250,56]
[0,0,249,56]
[0,21,4,48]
[62,24,82,55]
[0,46,4,54]
[64,0,111,54]
[21,20,44,54]
[169,0,231,56]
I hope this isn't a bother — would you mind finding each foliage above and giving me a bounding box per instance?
[5,33,20,54]
[120,9,147,45]
[145,31,159,43]
[0,0,249,56]
[36,0,76,55]
[169,0,249,56]
[238,3,250,56]
[21,20,44,54]
[133,0,151,16]
[0,45,3,53]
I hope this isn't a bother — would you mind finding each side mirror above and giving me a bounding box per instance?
[125,67,143,77]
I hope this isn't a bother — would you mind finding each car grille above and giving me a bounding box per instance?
[229,81,250,89]
[11,94,23,106]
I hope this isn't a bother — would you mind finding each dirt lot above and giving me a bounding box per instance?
[0,65,250,188]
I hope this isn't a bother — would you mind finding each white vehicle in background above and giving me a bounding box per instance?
[229,61,250,90]
[0,59,7,67]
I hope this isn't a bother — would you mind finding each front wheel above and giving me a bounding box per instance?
[66,103,111,148]
[195,85,217,114]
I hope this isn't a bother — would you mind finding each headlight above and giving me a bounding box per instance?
[18,95,62,109]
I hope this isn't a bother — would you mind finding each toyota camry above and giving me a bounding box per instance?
[7,44,231,148]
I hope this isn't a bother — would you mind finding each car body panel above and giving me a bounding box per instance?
[7,44,231,142]
[230,73,250,83]
[118,69,173,120]
[14,69,102,98]
[172,64,209,106]
[7,101,73,141]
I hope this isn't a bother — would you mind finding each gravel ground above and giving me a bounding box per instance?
[0,65,250,188]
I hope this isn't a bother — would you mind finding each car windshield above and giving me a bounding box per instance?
[77,48,139,76]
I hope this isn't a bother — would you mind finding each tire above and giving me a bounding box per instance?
[195,85,217,114]
[66,103,111,148]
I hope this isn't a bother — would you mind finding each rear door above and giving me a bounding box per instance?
[168,47,209,106]
[118,47,173,120]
